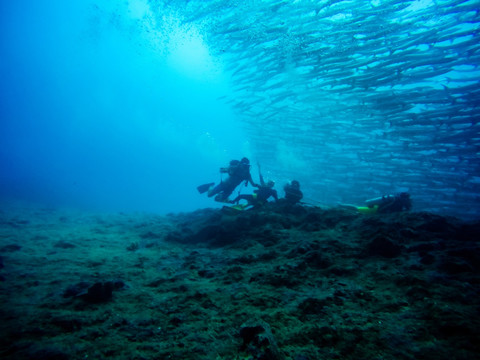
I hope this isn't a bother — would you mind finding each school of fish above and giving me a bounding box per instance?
[149,0,480,219]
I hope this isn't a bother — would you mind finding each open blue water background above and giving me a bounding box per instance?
[0,0,250,213]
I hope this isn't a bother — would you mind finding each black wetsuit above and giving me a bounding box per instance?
[208,162,255,201]
[232,172,278,206]
[233,186,278,206]
[284,184,303,204]
[377,193,412,213]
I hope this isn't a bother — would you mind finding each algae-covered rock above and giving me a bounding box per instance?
[239,320,284,360]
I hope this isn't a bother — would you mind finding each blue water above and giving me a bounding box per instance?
[0,0,249,213]
[1,0,479,218]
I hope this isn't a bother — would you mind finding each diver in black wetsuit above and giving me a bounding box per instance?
[374,192,412,213]
[339,192,412,214]
[197,157,259,203]
[283,180,303,204]
[231,163,278,207]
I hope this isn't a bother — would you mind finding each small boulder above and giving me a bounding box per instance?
[85,281,115,303]
[63,280,125,303]
[63,282,90,298]
[239,320,284,360]
[54,240,76,249]
[367,235,402,258]
[0,244,21,252]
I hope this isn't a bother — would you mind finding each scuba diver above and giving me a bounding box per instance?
[231,163,278,208]
[197,157,259,203]
[283,180,303,204]
[341,192,412,214]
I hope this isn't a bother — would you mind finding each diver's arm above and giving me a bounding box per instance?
[272,189,278,202]
[247,173,259,187]
[259,173,265,186]
[378,198,396,213]
[257,163,265,186]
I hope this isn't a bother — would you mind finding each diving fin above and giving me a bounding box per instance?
[231,204,247,211]
[221,204,250,214]
[221,205,243,215]
[214,195,232,203]
[197,182,214,194]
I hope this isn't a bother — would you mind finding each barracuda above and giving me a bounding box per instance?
[151,0,480,218]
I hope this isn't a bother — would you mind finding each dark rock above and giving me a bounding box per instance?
[125,327,156,342]
[447,247,480,268]
[420,254,435,265]
[64,279,125,301]
[240,324,265,345]
[408,243,441,253]
[257,250,278,261]
[417,215,453,234]
[303,211,324,224]
[438,260,473,274]
[398,227,419,239]
[457,221,480,241]
[256,230,281,247]
[140,231,162,239]
[126,242,139,251]
[298,297,329,315]
[51,316,83,332]
[367,235,402,258]
[294,355,309,360]
[249,270,299,287]
[0,244,22,252]
[113,279,126,290]
[232,254,256,264]
[239,320,284,360]
[110,317,129,328]
[299,215,323,232]
[395,274,427,287]
[303,251,332,269]
[277,203,307,217]
[146,278,169,287]
[300,208,355,231]
[63,281,91,298]
[54,241,76,249]
[288,242,312,257]
[227,265,243,274]
[188,224,239,246]
[189,291,208,301]
[409,264,423,271]
[332,292,345,306]
[32,235,49,241]
[169,315,184,326]
[198,269,216,278]
[85,281,114,303]
[406,286,430,301]
[165,231,183,242]
[360,216,386,228]
[329,266,356,276]
[304,325,340,347]
[28,346,69,360]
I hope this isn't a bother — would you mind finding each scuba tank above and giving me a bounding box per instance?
[365,195,395,207]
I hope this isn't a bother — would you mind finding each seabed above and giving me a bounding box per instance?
[1,203,479,359]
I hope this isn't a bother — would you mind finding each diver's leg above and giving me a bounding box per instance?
[197,182,215,194]
[337,203,360,211]
[208,183,223,197]
[216,184,236,201]
[233,194,250,204]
